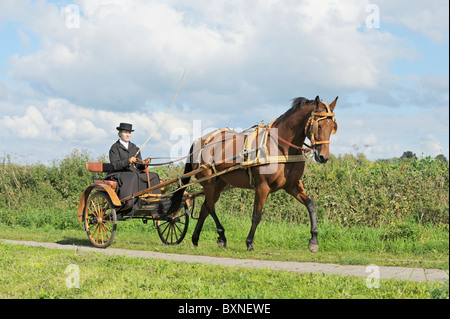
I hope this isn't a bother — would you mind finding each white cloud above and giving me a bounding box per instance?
[1,105,52,139]
[376,0,449,43]
[2,0,420,112]
[0,0,448,163]
[0,97,201,162]
[421,134,445,156]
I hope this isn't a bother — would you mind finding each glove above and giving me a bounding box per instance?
[129,156,137,164]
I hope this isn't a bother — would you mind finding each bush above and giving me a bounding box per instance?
[0,149,448,229]
[216,153,449,227]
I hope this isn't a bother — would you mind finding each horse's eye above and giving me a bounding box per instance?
[318,124,322,130]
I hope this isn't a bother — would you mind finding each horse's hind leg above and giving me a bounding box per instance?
[210,179,228,247]
[192,180,228,247]
[192,201,210,247]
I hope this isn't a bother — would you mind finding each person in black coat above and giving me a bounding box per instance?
[107,123,161,211]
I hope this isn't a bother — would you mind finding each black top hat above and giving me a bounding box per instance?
[116,123,135,132]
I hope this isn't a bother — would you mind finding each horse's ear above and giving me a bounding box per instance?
[329,96,338,111]
[314,96,321,109]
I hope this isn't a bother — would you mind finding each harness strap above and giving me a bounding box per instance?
[180,153,307,190]
[304,101,336,147]
[196,127,237,164]
[267,128,312,153]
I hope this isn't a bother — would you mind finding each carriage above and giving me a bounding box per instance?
[77,96,338,251]
[77,161,199,248]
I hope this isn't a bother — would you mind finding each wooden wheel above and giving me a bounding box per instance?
[156,205,189,245]
[84,192,117,248]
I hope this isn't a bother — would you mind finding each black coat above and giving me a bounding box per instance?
[107,140,160,204]
[109,140,145,172]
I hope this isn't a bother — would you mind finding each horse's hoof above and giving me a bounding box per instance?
[217,239,227,248]
[308,243,319,253]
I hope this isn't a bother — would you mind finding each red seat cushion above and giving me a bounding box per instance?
[86,162,113,173]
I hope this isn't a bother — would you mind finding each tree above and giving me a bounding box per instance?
[400,151,417,160]
[435,154,448,163]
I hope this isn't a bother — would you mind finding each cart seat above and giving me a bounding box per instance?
[86,162,117,189]
[86,162,113,173]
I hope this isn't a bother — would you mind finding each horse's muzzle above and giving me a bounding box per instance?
[314,150,329,164]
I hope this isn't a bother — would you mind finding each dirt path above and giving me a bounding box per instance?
[1,239,448,283]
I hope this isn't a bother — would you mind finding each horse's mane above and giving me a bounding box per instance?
[274,97,314,124]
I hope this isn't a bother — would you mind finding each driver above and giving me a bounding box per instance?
[107,122,161,211]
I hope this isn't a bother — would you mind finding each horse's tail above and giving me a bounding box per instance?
[166,144,194,215]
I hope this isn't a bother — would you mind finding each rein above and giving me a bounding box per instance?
[142,102,337,166]
[264,127,312,153]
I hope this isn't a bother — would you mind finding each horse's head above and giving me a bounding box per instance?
[305,96,338,163]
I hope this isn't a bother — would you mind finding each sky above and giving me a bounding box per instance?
[0,0,448,165]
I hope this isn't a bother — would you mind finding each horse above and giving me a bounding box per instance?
[168,95,338,252]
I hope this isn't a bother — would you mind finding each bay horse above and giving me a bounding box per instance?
[168,95,338,252]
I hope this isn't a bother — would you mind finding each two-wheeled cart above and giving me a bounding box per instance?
[77,162,205,248]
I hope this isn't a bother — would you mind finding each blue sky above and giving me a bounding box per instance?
[0,0,448,164]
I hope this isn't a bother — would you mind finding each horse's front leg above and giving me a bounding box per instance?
[305,199,319,253]
[246,186,269,251]
[287,180,319,253]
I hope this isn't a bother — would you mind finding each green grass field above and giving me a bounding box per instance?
[0,211,448,269]
[0,150,448,299]
[0,241,447,299]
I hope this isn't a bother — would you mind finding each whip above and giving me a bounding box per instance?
[135,69,187,158]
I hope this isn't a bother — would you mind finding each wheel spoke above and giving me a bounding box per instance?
[99,224,104,244]
[164,225,172,243]
[91,223,99,239]
[100,223,109,244]
[172,225,180,242]
[174,222,183,234]
[100,196,107,218]
[93,198,100,217]
[159,221,170,235]
[88,207,98,218]
[95,222,101,243]
[167,225,174,243]
[103,222,112,232]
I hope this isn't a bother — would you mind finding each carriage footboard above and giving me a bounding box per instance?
[134,194,187,217]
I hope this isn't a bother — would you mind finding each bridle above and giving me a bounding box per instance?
[304,101,338,148]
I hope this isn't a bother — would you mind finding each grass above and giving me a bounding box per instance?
[0,241,446,299]
[0,210,448,270]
